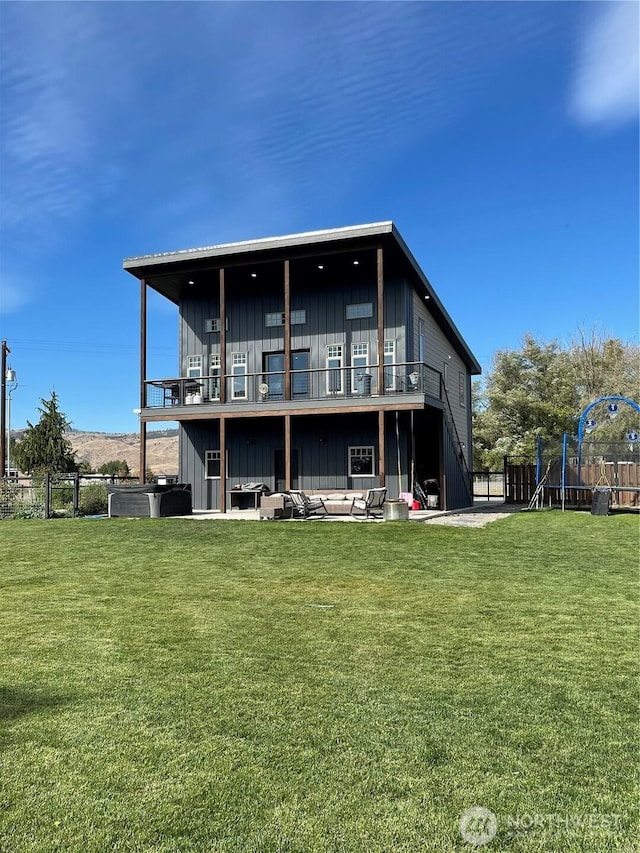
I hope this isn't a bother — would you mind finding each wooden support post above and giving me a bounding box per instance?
[219,269,226,404]
[139,279,147,483]
[285,414,291,491]
[378,409,386,487]
[0,340,8,479]
[284,260,291,401]
[220,417,227,513]
[377,247,385,397]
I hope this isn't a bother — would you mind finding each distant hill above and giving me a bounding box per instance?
[67,430,178,476]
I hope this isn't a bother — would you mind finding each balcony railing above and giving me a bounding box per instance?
[144,362,442,410]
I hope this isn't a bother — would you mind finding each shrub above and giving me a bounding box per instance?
[11,503,46,519]
[51,484,74,511]
[0,481,21,519]
[79,482,108,515]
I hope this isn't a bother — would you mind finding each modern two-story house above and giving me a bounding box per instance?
[123,222,481,511]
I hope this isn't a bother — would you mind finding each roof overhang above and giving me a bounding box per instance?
[123,221,481,374]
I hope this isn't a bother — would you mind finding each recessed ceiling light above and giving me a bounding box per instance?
[251,272,257,278]
[317,264,324,270]
[353,260,359,266]
[425,294,430,300]
[187,280,195,286]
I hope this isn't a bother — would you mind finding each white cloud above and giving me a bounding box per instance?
[570,1,639,126]
[0,3,138,236]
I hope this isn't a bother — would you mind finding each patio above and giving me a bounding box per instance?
[176,501,522,527]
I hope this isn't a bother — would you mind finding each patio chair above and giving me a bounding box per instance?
[288,490,327,519]
[350,487,387,519]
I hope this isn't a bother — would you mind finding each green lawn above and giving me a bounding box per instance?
[0,511,637,852]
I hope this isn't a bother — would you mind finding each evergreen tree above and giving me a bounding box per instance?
[13,392,78,475]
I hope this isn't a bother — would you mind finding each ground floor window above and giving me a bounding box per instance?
[205,450,221,478]
[349,445,375,477]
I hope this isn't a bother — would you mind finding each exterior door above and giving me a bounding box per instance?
[264,353,285,400]
[291,350,310,398]
[274,449,299,493]
[264,350,310,400]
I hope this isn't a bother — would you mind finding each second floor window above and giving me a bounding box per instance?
[384,340,396,391]
[326,344,344,395]
[351,342,370,394]
[346,303,373,320]
[232,352,247,399]
[265,310,306,327]
[209,353,221,400]
[187,355,203,378]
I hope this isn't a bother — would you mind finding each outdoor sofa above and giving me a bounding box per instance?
[260,489,372,518]
[307,489,372,515]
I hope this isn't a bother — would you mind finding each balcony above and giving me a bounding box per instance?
[144,362,442,413]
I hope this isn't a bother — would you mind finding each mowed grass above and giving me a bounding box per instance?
[0,511,637,852]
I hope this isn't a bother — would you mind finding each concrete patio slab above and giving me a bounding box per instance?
[175,501,522,527]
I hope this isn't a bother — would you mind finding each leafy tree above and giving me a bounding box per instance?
[568,327,640,442]
[13,392,78,475]
[569,327,638,403]
[473,335,576,468]
[98,459,130,477]
[473,331,639,469]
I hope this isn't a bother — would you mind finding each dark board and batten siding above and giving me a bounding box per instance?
[180,413,410,511]
[412,291,471,470]
[442,421,473,510]
[179,275,406,387]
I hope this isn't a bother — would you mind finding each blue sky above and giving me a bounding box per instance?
[1,0,638,434]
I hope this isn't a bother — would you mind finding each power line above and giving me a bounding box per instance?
[7,338,175,355]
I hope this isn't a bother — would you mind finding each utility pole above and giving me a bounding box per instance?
[1,340,9,478]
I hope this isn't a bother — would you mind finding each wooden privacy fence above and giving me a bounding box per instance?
[504,460,640,507]
[504,462,537,504]
[565,462,640,508]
